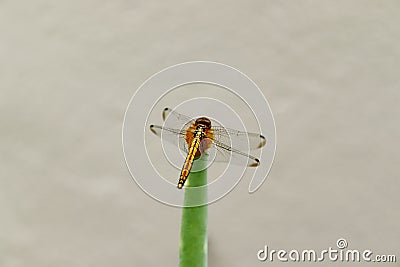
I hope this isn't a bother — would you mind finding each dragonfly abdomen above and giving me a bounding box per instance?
[177,126,205,189]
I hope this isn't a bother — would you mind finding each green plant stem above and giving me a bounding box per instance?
[179,159,208,267]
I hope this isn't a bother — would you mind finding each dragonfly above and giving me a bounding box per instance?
[149,108,266,189]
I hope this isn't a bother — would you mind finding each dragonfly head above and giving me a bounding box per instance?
[195,117,212,129]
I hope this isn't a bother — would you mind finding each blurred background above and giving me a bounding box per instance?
[1,1,399,266]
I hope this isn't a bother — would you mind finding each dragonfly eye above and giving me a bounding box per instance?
[195,117,212,129]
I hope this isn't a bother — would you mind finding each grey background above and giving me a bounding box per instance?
[1,1,399,266]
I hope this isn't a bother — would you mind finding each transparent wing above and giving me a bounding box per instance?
[201,126,261,167]
[150,108,264,167]
[162,107,195,130]
[211,126,266,151]
[150,125,261,167]
[211,139,260,167]
[149,124,190,153]
[151,108,195,152]
[162,107,266,150]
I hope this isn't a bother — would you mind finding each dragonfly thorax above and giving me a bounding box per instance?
[195,117,212,129]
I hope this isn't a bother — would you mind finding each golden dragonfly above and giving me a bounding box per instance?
[150,108,266,189]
